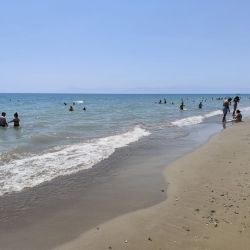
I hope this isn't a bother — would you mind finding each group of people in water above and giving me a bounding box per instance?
[158,96,243,123]
[64,102,86,112]
[1,96,244,129]
[0,112,20,128]
[222,96,242,123]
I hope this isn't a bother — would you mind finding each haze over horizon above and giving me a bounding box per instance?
[1,1,250,94]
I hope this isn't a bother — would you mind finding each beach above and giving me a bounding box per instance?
[54,120,250,250]
[2,1,250,248]
[1,94,250,250]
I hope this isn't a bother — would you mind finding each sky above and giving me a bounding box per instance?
[1,0,250,93]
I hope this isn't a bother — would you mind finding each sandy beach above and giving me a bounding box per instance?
[54,120,250,250]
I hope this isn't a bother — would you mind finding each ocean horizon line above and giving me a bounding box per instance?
[0,92,247,95]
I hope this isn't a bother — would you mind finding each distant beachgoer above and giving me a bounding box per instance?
[0,112,8,127]
[179,99,184,110]
[232,96,240,116]
[159,100,162,104]
[222,97,232,122]
[198,102,203,109]
[164,98,167,104]
[8,112,20,127]
[73,102,76,106]
[64,102,67,106]
[233,109,242,122]
[69,106,74,111]
[83,107,86,111]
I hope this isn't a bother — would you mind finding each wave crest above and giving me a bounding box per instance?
[0,126,150,195]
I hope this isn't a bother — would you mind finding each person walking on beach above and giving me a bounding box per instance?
[8,112,20,127]
[0,112,8,127]
[222,97,232,122]
[232,96,240,117]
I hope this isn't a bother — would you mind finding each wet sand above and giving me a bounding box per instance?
[0,124,220,250]
[54,120,250,250]
[0,137,169,250]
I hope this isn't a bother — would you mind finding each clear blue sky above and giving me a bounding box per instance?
[1,0,250,93]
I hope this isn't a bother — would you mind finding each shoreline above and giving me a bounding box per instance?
[0,136,168,250]
[0,119,242,250]
[54,120,250,250]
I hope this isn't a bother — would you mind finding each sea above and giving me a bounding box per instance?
[1,93,250,197]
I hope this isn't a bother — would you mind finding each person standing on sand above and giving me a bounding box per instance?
[0,112,8,127]
[222,97,232,122]
[8,112,20,127]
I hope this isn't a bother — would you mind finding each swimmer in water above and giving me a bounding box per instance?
[179,99,184,110]
[8,112,20,127]
[0,112,8,127]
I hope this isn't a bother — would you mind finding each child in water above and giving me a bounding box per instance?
[8,112,20,127]
[233,109,242,122]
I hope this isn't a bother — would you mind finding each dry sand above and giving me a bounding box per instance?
[55,120,250,250]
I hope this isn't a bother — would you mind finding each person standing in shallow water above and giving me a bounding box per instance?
[222,97,232,122]
[179,99,184,110]
[232,96,240,117]
[0,112,8,127]
[8,112,20,127]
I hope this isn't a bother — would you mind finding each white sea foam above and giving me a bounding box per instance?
[241,106,250,113]
[171,109,223,127]
[204,110,222,118]
[171,116,204,127]
[0,126,150,196]
[74,100,84,104]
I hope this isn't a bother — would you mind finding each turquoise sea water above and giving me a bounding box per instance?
[1,93,250,195]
